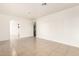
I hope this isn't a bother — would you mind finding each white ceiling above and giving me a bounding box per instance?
[0,3,79,19]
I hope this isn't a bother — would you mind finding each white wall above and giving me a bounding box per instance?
[0,15,11,41]
[36,6,79,47]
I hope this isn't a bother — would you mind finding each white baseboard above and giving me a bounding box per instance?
[36,36,79,48]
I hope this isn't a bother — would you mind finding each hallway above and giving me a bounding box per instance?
[0,37,79,56]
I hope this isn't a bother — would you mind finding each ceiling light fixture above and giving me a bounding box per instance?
[42,3,47,6]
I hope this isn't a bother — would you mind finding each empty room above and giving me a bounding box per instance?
[0,3,79,56]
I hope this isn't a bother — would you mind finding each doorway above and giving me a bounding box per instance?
[10,20,19,55]
[33,22,36,37]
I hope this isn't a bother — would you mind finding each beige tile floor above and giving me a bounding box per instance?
[0,37,79,56]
